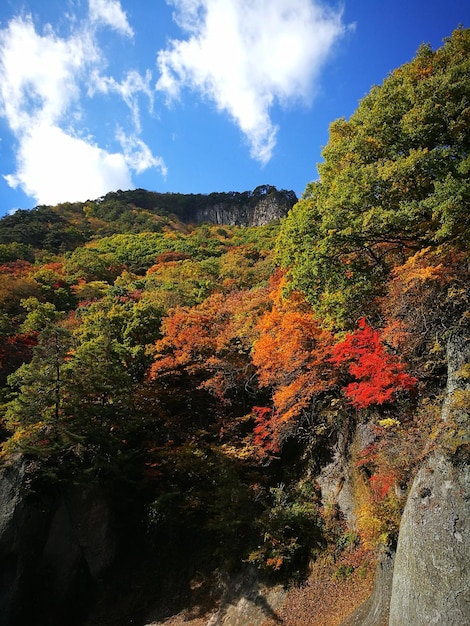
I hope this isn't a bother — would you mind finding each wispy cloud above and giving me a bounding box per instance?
[0,3,164,206]
[89,69,154,133]
[116,128,167,176]
[156,0,346,164]
[88,0,134,38]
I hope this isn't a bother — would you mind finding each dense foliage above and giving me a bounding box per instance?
[0,186,297,250]
[277,27,470,327]
[0,29,468,594]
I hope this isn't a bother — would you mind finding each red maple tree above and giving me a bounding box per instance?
[330,318,417,409]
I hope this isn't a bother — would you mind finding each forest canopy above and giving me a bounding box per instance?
[0,28,468,592]
[277,27,470,327]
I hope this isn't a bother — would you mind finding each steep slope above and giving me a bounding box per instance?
[0,28,469,626]
[389,330,470,625]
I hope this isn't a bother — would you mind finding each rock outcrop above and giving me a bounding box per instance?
[161,185,298,226]
[204,568,286,626]
[388,453,470,625]
[388,330,470,625]
[193,193,293,227]
[0,463,116,626]
[316,425,364,528]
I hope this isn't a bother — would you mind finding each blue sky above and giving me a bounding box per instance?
[0,0,468,217]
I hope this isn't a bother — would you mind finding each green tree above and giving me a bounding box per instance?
[3,299,71,443]
[64,246,124,283]
[62,293,163,430]
[278,27,470,327]
[67,300,134,422]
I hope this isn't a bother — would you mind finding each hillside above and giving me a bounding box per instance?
[0,186,296,255]
[0,28,469,626]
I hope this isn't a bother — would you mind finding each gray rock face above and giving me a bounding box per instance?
[0,465,116,626]
[194,195,291,226]
[389,329,470,625]
[0,459,26,550]
[316,428,361,527]
[40,487,116,598]
[388,453,470,625]
[441,330,470,422]
[205,567,286,626]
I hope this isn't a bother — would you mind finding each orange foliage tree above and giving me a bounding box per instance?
[381,248,470,365]
[150,286,271,408]
[251,277,338,450]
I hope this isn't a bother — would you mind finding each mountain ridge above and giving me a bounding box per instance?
[0,186,297,254]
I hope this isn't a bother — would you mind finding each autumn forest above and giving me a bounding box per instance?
[0,27,469,625]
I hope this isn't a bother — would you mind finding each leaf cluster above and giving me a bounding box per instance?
[277,27,470,327]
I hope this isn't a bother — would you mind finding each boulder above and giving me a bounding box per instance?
[388,453,470,625]
[0,464,116,626]
[389,329,470,625]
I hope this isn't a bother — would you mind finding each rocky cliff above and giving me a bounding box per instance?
[0,463,116,626]
[97,185,298,227]
[192,191,294,226]
[388,330,470,625]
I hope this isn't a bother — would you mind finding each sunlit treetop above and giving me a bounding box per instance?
[277,27,470,328]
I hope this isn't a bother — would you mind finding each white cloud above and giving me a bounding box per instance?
[4,124,132,205]
[89,69,154,133]
[0,6,164,206]
[116,128,168,176]
[0,16,93,131]
[156,0,345,164]
[88,0,134,37]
